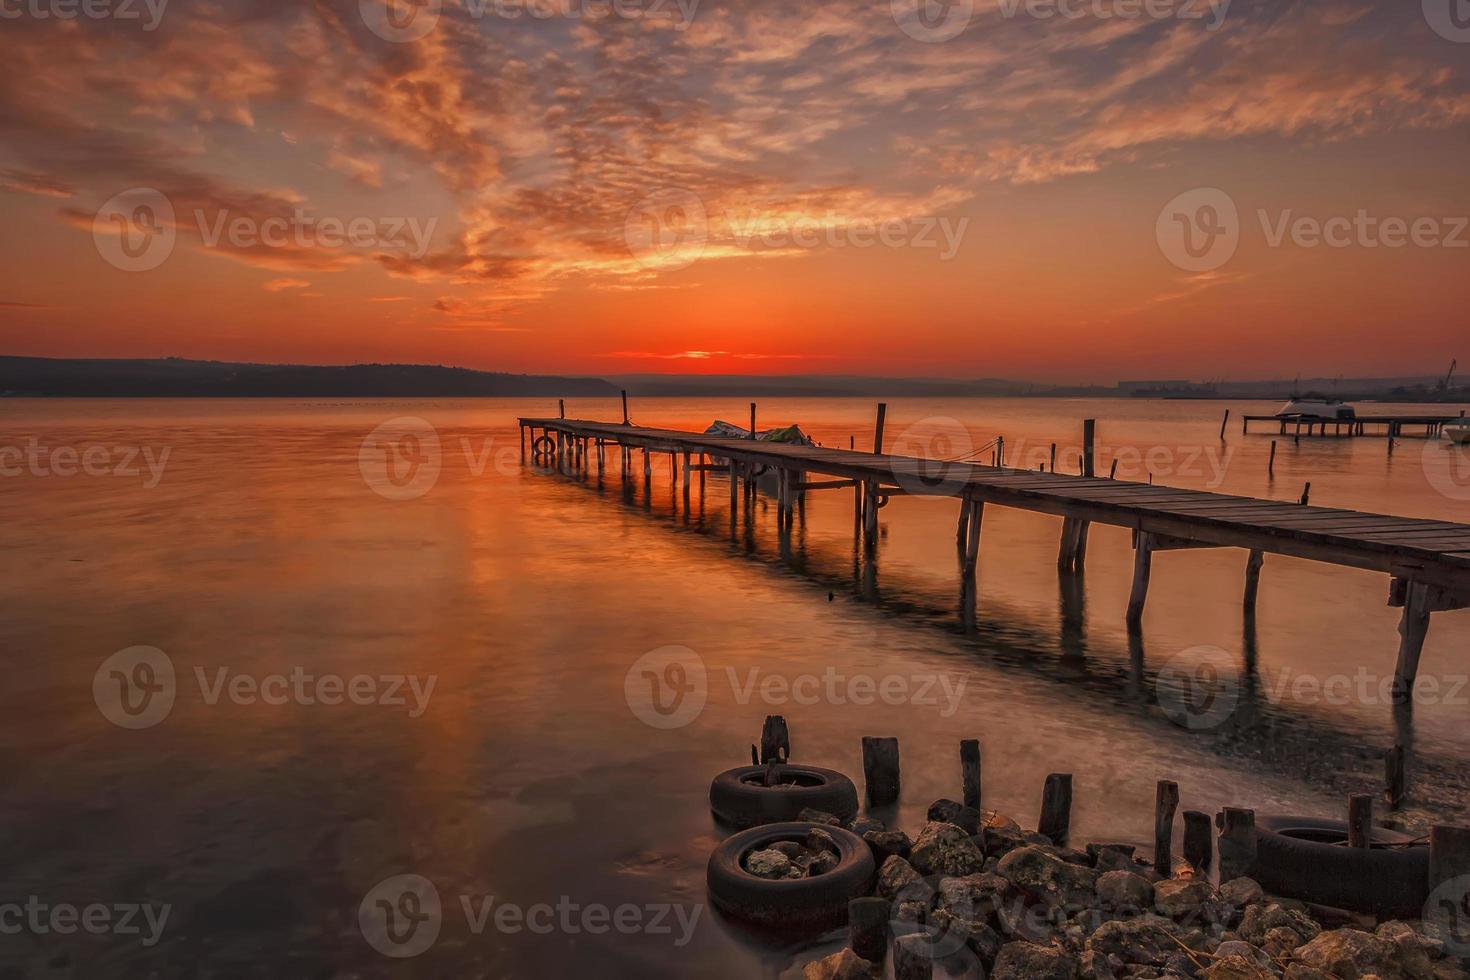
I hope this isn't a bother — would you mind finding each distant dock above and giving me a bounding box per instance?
[1241,413,1464,438]
[519,409,1470,703]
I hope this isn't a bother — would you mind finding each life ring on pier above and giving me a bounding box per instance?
[707,823,875,931]
[531,434,556,459]
[1250,814,1427,918]
[710,765,860,829]
[876,492,892,509]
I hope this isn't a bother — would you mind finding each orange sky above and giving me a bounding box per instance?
[1,0,1467,382]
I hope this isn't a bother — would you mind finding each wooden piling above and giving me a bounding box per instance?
[1219,410,1230,441]
[961,500,983,582]
[1268,440,1277,477]
[1183,810,1212,874]
[1300,482,1311,506]
[760,715,790,764]
[621,390,629,425]
[1348,794,1373,849]
[1038,773,1073,846]
[1127,532,1155,629]
[1429,825,1470,893]
[848,897,890,963]
[1217,807,1256,882]
[893,934,930,980]
[749,403,757,440]
[1394,581,1431,702]
[1050,442,1057,472]
[1155,780,1179,876]
[1385,744,1406,810]
[558,399,565,419]
[873,403,888,455]
[862,480,880,556]
[861,736,900,805]
[1082,419,1096,477]
[960,739,982,812]
[1243,549,1265,614]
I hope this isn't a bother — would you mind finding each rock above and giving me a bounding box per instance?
[1218,878,1265,908]
[929,799,982,836]
[877,855,927,901]
[1203,954,1275,980]
[1376,922,1443,980]
[1239,904,1320,947]
[1214,941,1273,972]
[799,808,843,826]
[932,907,1004,961]
[798,849,838,876]
[864,829,913,862]
[894,934,935,980]
[894,898,928,923]
[772,840,807,860]
[1294,928,1399,980]
[911,821,987,877]
[1080,948,1123,980]
[989,826,1056,861]
[1262,926,1305,958]
[1097,871,1154,912]
[746,849,792,879]
[938,872,1011,918]
[1091,844,1157,877]
[1432,964,1470,980]
[1284,965,1334,980]
[848,817,885,837]
[1155,878,1213,920]
[1086,919,1186,968]
[803,947,877,980]
[807,827,838,853]
[992,940,1080,980]
[997,845,1100,911]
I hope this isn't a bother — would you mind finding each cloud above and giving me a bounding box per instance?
[263,278,311,292]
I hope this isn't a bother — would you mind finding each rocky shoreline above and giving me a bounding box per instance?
[784,802,1467,980]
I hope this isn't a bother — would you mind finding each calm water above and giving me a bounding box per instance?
[2,396,1468,977]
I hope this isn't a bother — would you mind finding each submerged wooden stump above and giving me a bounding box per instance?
[862,736,900,806]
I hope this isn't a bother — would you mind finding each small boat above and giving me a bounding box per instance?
[1443,419,1470,445]
[1275,394,1356,420]
[704,421,817,494]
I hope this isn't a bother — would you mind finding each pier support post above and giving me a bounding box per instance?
[1349,794,1373,849]
[849,898,890,963]
[1217,807,1256,883]
[1393,580,1431,703]
[960,739,982,812]
[1183,810,1212,875]
[1243,549,1264,614]
[861,736,900,805]
[961,499,983,582]
[1039,773,1073,846]
[1127,532,1155,630]
[643,448,652,486]
[1386,744,1406,810]
[862,480,880,557]
[1058,517,1089,573]
[1155,780,1179,876]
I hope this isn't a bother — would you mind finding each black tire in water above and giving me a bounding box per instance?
[1252,814,1428,917]
[707,822,875,931]
[709,765,859,829]
[531,434,555,459]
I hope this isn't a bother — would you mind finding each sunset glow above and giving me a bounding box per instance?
[1,0,1467,380]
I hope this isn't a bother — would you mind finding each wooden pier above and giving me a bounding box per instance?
[1242,413,1464,438]
[519,414,1470,699]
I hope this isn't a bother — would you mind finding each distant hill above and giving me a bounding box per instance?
[0,357,620,398]
[612,373,1030,398]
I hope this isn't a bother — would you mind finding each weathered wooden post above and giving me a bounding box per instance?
[961,500,983,584]
[961,739,982,812]
[849,897,890,963]
[621,389,630,425]
[1299,482,1311,506]
[749,402,757,440]
[1127,532,1155,629]
[1243,549,1265,614]
[1183,810,1212,874]
[1393,580,1431,703]
[862,480,880,557]
[1267,440,1277,477]
[1083,419,1096,477]
[873,403,887,455]
[862,736,900,805]
[893,934,930,980]
[1039,773,1072,846]
[760,715,790,764]
[1385,745,1406,810]
[682,451,691,510]
[558,399,565,419]
[1217,808,1256,882]
[1050,442,1057,472]
[1155,781,1179,876]
[1348,794,1373,849]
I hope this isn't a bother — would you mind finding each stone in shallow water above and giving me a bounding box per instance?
[848,817,885,837]
[1154,877,1212,919]
[799,808,843,826]
[1096,870,1153,912]
[1294,928,1400,980]
[864,829,913,862]
[1085,918,1187,968]
[1218,877,1264,908]
[877,854,927,901]
[997,845,1099,910]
